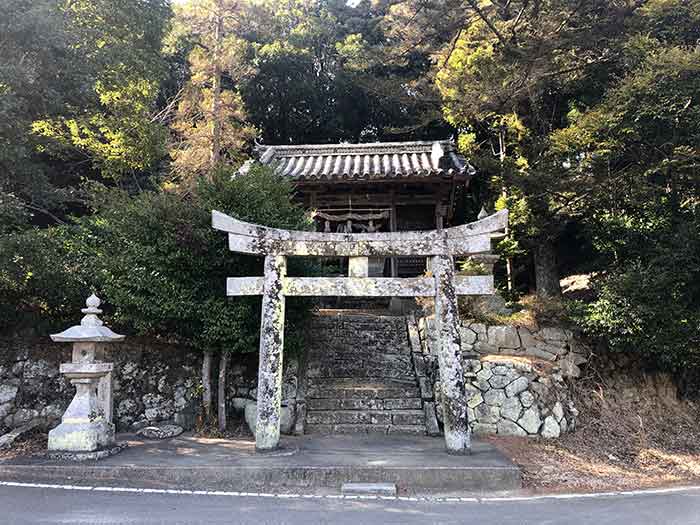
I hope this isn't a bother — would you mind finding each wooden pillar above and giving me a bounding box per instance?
[348,257,369,277]
[432,253,471,454]
[435,205,445,230]
[256,254,287,451]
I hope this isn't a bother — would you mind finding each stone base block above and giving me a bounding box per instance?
[48,442,127,462]
[48,421,115,453]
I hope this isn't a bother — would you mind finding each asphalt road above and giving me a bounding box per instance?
[2,485,700,525]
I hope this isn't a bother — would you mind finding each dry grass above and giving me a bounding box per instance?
[488,358,700,493]
[457,293,574,330]
[0,429,47,461]
[194,413,253,439]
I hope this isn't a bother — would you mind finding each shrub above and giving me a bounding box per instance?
[573,217,700,372]
[0,164,314,355]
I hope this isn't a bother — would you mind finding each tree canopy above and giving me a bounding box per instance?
[1,0,698,372]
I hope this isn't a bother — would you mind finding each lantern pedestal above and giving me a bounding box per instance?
[48,365,115,452]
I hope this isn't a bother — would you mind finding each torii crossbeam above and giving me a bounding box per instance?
[213,209,508,454]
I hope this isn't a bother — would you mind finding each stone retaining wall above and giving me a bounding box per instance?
[1,316,589,440]
[0,338,272,434]
[413,315,591,438]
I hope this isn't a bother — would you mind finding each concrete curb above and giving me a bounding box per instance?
[1,480,699,504]
[0,463,522,493]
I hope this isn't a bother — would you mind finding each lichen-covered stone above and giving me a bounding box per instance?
[0,403,13,420]
[244,400,295,436]
[424,402,440,437]
[539,327,570,341]
[491,365,510,376]
[136,424,183,440]
[472,423,497,435]
[231,397,248,413]
[483,389,506,407]
[475,403,500,424]
[142,393,174,423]
[520,391,535,408]
[459,327,478,345]
[0,385,18,405]
[559,353,582,378]
[9,408,39,427]
[255,255,288,451]
[505,376,529,397]
[541,416,561,438]
[518,406,542,435]
[500,396,522,422]
[497,420,526,436]
[552,401,565,422]
[488,374,511,389]
[0,421,40,450]
[467,391,484,409]
[487,326,520,349]
[432,253,470,454]
[40,404,64,425]
[527,347,557,361]
[469,323,487,341]
[476,367,493,382]
[0,337,266,435]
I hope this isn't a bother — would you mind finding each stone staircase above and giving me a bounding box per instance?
[303,312,427,435]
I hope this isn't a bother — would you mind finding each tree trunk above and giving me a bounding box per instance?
[218,352,228,432]
[202,350,213,421]
[498,128,514,293]
[209,6,223,170]
[534,240,562,298]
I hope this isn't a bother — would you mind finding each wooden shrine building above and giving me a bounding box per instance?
[252,139,474,277]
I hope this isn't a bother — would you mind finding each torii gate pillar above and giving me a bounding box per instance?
[256,255,287,451]
[433,254,470,453]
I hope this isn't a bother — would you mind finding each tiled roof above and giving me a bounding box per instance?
[254,139,474,181]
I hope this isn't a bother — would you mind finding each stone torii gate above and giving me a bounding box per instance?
[212,209,508,454]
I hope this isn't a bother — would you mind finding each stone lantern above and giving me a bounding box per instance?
[48,294,123,455]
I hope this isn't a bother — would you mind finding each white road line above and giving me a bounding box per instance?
[1,480,699,504]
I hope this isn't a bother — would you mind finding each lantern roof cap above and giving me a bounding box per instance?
[50,294,125,343]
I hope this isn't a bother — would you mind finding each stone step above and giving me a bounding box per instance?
[307,366,415,380]
[306,348,412,360]
[306,382,421,400]
[306,377,417,388]
[308,318,407,330]
[307,397,423,411]
[306,409,425,426]
[305,424,427,435]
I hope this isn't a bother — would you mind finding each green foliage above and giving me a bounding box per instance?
[576,218,700,371]
[30,0,171,181]
[458,259,489,276]
[237,0,386,143]
[0,226,91,334]
[0,0,171,229]
[2,0,700,374]
[0,165,314,354]
[549,13,700,370]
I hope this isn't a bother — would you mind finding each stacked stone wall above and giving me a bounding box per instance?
[414,316,591,438]
[1,316,589,440]
[0,338,267,434]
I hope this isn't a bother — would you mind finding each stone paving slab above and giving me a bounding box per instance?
[0,433,521,495]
